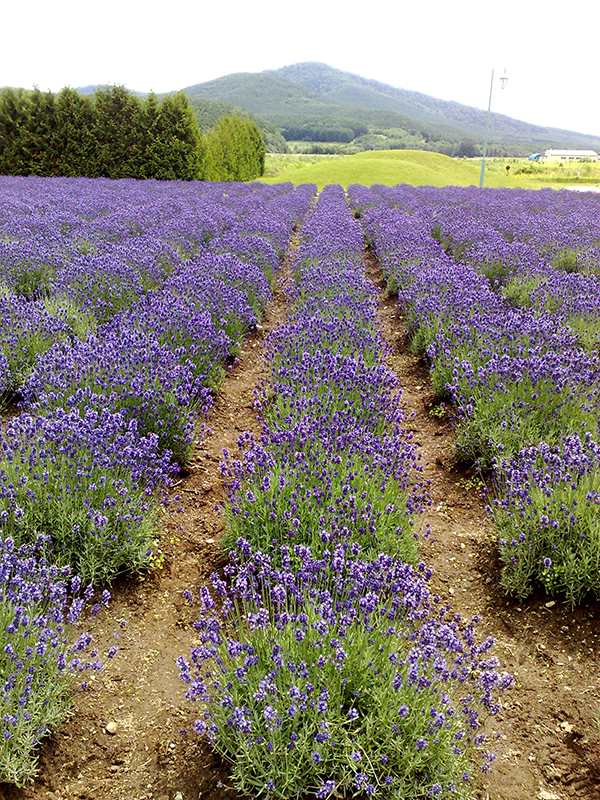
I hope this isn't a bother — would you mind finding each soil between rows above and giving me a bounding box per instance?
[3,246,600,800]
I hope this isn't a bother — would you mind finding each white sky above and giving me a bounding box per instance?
[2,0,598,137]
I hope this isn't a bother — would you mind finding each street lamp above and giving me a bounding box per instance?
[479,68,508,188]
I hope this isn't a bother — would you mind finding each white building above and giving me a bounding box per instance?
[539,149,599,162]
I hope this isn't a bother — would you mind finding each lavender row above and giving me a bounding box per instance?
[0,177,313,395]
[350,185,600,605]
[0,179,316,584]
[180,185,511,799]
[365,184,600,349]
[0,178,317,785]
[222,184,426,563]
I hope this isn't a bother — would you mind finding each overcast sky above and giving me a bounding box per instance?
[3,0,598,137]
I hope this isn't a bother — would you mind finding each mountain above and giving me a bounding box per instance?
[182,63,600,156]
[183,72,345,119]
[76,84,148,98]
[272,62,600,149]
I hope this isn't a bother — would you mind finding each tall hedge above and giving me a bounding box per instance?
[0,87,265,182]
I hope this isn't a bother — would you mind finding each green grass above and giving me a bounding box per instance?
[262,152,342,177]
[261,151,600,191]
[261,150,487,189]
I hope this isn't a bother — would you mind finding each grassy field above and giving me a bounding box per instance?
[261,150,600,191]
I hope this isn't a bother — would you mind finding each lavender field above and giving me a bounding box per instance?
[1,177,599,799]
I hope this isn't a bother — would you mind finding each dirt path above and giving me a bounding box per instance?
[367,251,600,800]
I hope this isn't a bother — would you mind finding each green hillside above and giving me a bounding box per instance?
[260,150,480,189]
[260,149,593,191]
[183,72,344,117]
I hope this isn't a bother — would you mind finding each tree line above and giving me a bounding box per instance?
[279,117,368,144]
[0,85,266,181]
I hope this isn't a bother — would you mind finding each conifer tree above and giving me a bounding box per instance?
[0,88,28,174]
[55,88,98,176]
[141,91,162,179]
[21,88,59,175]
[94,85,145,178]
[154,91,205,180]
[203,114,266,182]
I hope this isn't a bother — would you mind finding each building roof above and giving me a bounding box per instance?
[544,149,598,157]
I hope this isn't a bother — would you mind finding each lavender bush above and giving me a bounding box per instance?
[0,293,88,393]
[491,432,600,606]
[0,239,61,299]
[0,535,110,786]
[221,423,425,564]
[163,253,268,348]
[26,325,211,468]
[179,541,512,799]
[0,408,174,582]
[116,292,232,392]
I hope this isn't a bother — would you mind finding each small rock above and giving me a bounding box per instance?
[105,721,118,735]
[538,790,561,800]
[559,721,574,733]
[545,600,556,608]
[205,538,214,544]
[174,793,184,800]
